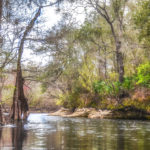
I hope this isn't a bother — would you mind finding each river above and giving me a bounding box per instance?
[0,113,150,150]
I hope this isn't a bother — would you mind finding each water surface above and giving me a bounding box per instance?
[0,113,150,150]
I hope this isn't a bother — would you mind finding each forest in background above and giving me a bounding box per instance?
[0,0,150,121]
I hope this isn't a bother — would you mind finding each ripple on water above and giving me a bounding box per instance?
[0,113,150,150]
[3,124,16,128]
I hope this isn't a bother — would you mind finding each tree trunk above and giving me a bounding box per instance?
[93,1,125,83]
[10,7,41,120]
[10,65,28,120]
[116,40,124,83]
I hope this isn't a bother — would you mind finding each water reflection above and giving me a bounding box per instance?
[12,121,27,150]
[0,113,150,150]
[0,121,27,150]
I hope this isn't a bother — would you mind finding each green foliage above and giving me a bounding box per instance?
[122,76,136,90]
[93,80,120,97]
[41,83,48,93]
[111,0,126,19]
[136,62,150,88]
[28,87,42,107]
[133,0,150,45]
[2,84,15,106]
[57,57,99,109]
[75,22,102,42]
[57,88,81,109]
[78,57,98,93]
[123,99,150,112]
[94,76,136,97]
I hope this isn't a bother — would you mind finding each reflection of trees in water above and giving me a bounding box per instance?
[0,123,27,149]
[44,119,150,150]
[0,117,150,150]
[12,121,27,150]
[45,119,104,150]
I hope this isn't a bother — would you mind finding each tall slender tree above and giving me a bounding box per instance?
[10,7,41,120]
[87,0,126,83]
[10,0,67,120]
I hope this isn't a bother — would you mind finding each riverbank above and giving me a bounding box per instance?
[49,107,150,120]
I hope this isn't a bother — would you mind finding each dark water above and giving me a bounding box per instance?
[0,113,150,150]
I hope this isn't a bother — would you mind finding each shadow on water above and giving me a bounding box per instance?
[0,113,150,150]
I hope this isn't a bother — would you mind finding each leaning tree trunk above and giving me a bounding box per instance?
[10,7,41,121]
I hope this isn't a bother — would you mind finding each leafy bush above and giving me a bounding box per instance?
[122,76,136,90]
[123,98,150,112]
[93,76,136,98]
[136,62,150,88]
[133,0,150,45]
[57,88,81,109]
[78,57,98,93]
[93,80,121,97]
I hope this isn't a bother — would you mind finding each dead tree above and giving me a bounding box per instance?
[10,7,41,120]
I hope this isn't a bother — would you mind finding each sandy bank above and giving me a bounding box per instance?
[49,107,150,120]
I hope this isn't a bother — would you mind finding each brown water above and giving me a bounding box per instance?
[0,113,150,150]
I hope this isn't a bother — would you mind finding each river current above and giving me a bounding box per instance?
[0,113,150,150]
